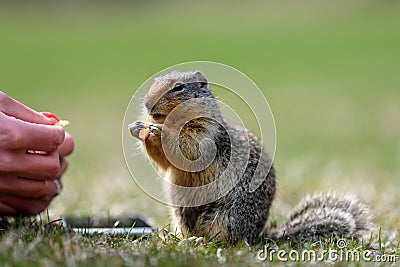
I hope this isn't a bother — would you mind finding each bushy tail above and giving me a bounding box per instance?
[267,192,373,242]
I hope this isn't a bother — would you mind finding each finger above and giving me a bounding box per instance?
[13,120,65,152]
[0,175,57,198]
[0,91,57,125]
[20,151,60,179]
[56,158,68,178]
[0,196,51,216]
[0,150,60,180]
[0,201,18,216]
[58,132,74,157]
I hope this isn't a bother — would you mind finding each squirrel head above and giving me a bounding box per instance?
[144,71,215,124]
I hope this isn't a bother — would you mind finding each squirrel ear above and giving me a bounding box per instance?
[193,71,208,89]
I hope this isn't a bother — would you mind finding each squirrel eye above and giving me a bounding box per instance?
[171,83,184,92]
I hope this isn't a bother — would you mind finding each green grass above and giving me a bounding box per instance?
[1,218,399,266]
[0,1,399,265]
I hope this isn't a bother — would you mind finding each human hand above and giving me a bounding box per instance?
[0,92,74,216]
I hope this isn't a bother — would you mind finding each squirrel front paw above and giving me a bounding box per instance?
[147,123,163,137]
[129,122,164,141]
[129,122,147,141]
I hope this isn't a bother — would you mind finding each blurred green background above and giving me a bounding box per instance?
[1,1,399,229]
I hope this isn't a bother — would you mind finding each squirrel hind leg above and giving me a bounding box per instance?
[269,192,373,242]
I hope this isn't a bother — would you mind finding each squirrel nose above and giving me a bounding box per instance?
[145,100,154,110]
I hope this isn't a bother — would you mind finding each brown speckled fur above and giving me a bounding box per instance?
[129,71,373,245]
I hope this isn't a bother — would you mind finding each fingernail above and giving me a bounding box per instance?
[42,112,60,122]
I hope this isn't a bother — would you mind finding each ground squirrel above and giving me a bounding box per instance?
[129,71,372,245]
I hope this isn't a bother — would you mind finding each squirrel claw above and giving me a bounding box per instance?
[148,123,162,136]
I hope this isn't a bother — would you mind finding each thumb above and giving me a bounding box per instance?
[0,91,56,125]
